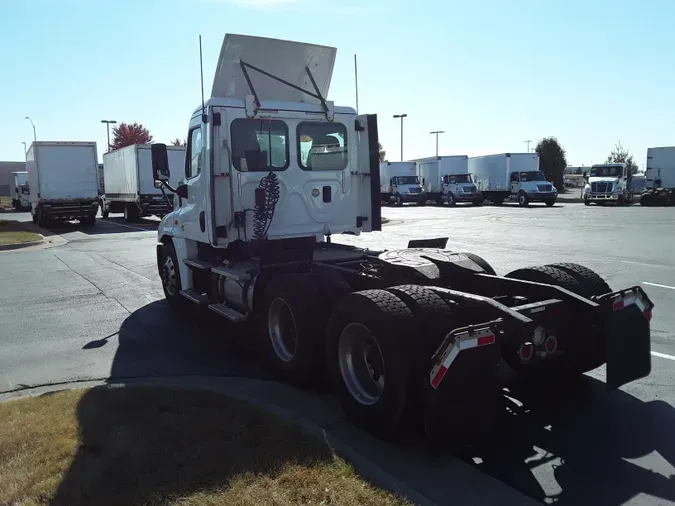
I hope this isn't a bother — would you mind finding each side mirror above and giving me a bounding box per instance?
[582,172,588,180]
[151,143,171,181]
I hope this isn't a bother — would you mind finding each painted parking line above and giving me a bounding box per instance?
[99,219,153,232]
[642,281,675,291]
[651,351,675,362]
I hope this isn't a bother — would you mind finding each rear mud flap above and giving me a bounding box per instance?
[424,328,503,454]
[606,302,651,390]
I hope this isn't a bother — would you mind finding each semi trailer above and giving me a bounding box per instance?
[10,171,30,211]
[150,33,654,453]
[26,141,100,227]
[469,153,557,206]
[380,161,425,206]
[582,163,634,205]
[102,144,186,221]
[641,146,675,206]
[415,155,482,206]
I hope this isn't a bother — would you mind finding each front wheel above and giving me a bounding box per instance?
[447,193,456,206]
[394,194,403,207]
[518,192,529,207]
[159,242,185,307]
[545,199,556,207]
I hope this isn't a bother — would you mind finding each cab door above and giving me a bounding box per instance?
[355,114,381,231]
[510,172,521,194]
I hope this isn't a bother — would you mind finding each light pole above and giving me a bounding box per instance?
[101,119,117,152]
[393,114,407,161]
[25,117,36,141]
[524,140,531,153]
[430,130,445,157]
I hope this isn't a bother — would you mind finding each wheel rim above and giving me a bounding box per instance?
[519,195,526,205]
[338,323,386,406]
[268,297,298,362]
[162,255,177,296]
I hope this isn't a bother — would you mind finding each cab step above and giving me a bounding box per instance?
[183,259,214,270]
[179,289,210,305]
[211,265,251,281]
[208,303,247,323]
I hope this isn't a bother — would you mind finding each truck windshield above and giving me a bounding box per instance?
[519,171,546,182]
[590,166,623,178]
[446,174,471,184]
[395,176,419,185]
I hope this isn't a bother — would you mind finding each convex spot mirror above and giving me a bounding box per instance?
[151,143,171,181]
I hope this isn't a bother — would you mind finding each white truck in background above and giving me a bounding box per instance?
[380,161,426,206]
[10,171,30,211]
[469,153,557,207]
[101,144,186,221]
[582,163,634,206]
[641,146,675,206]
[415,155,483,206]
[26,141,100,227]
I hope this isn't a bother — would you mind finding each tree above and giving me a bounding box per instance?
[378,142,386,162]
[535,137,568,191]
[110,122,153,150]
[606,141,639,175]
[171,138,187,146]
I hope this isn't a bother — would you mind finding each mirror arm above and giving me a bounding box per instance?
[159,180,178,193]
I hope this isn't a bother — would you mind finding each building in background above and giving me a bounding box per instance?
[0,161,27,196]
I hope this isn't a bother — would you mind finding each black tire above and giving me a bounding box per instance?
[394,194,403,207]
[260,273,328,386]
[505,264,579,291]
[492,197,504,206]
[158,241,185,307]
[545,199,555,207]
[31,210,38,224]
[436,197,444,206]
[81,215,96,226]
[517,191,529,207]
[325,289,417,439]
[447,193,456,206]
[545,262,611,298]
[124,204,139,222]
[472,196,484,206]
[417,198,426,206]
[459,252,497,275]
[102,210,109,219]
[36,206,50,228]
[584,195,591,206]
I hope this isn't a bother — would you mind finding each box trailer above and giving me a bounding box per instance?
[468,153,557,206]
[641,146,675,206]
[10,171,30,211]
[102,144,186,221]
[415,155,482,206]
[26,141,100,227]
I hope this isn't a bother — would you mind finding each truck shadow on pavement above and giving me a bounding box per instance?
[475,376,675,505]
[41,217,159,236]
[75,300,675,506]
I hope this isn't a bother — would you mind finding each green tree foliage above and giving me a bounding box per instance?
[535,137,568,191]
[606,141,639,175]
[378,142,386,162]
[110,123,153,150]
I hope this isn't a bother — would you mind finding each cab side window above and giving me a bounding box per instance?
[186,126,203,179]
[510,172,519,182]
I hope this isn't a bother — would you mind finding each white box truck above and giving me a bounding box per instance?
[641,146,675,206]
[26,141,100,227]
[10,171,30,211]
[468,153,557,207]
[380,161,425,206]
[415,155,483,206]
[101,144,186,221]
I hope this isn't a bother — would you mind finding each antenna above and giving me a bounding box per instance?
[199,35,207,123]
[354,54,359,114]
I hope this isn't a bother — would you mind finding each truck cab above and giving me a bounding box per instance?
[441,173,482,206]
[380,161,425,206]
[583,163,633,206]
[10,171,30,211]
[509,170,557,207]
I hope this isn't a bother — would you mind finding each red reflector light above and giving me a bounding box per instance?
[431,365,448,389]
[544,336,558,354]
[644,310,652,321]
[519,343,534,361]
[477,334,496,347]
[613,300,624,311]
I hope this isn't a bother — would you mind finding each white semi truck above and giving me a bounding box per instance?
[26,141,100,227]
[582,163,634,206]
[101,144,186,221]
[149,33,654,454]
[641,146,675,206]
[415,155,482,206]
[469,153,557,206]
[10,171,30,211]
[380,161,425,206]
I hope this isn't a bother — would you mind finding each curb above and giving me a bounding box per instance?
[0,376,539,506]
[0,238,45,251]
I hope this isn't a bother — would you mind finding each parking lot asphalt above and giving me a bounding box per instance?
[1,203,673,506]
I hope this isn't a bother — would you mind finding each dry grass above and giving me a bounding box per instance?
[0,386,412,506]
[0,220,41,245]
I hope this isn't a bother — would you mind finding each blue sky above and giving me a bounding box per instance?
[1,0,673,167]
